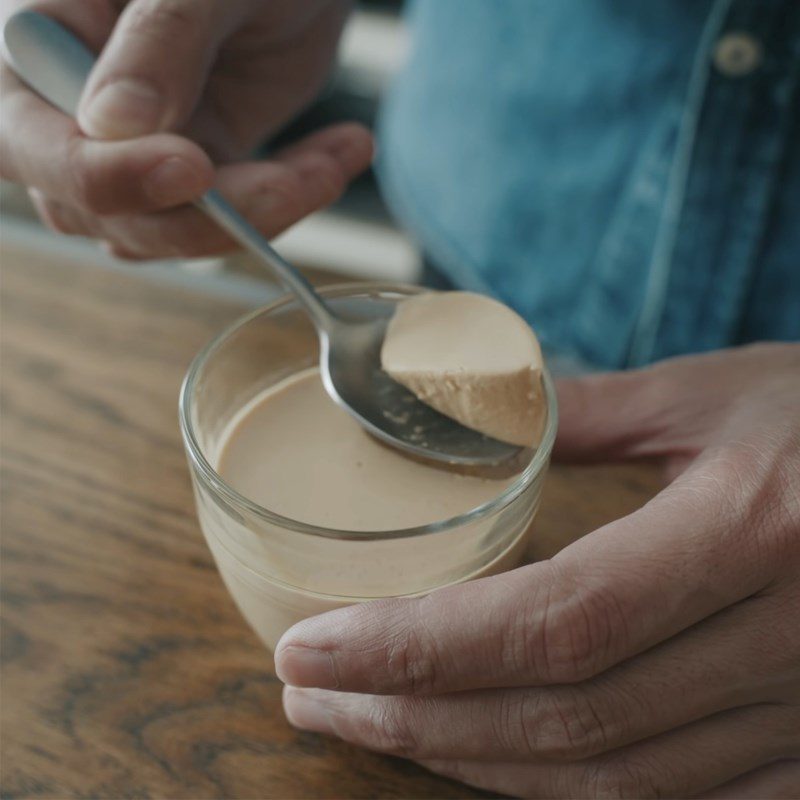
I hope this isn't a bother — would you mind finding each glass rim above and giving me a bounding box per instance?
[178,282,559,541]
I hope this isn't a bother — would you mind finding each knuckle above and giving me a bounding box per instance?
[297,152,347,206]
[253,168,307,225]
[65,140,111,215]
[759,430,800,557]
[700,437,800,571]
[497,563,557,679]
[125,0,201,41]
[534,571,628,683]
[354,700,419,756]
[702,438,777,511]
[384,625,441,694]
[530,688,617,760]
[494,692,538,757]
[710,440,761,490]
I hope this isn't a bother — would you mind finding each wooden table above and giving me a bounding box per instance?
[0,240,662,799]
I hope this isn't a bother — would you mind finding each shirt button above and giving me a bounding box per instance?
[712,32,764,77]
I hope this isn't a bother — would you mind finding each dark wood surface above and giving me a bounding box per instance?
[0,240,663,799]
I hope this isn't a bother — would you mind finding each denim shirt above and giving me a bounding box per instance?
[376,0,800,369]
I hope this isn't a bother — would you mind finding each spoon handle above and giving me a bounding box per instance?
[2,10,337,334]
[195,190,334,331]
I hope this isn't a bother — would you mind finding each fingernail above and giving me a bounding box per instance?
[81,78,162,139]
[283,687,335,734]
[143,157,202,206]
[275,645,339,689]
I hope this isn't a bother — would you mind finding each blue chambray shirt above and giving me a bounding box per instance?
[376,0,800,369]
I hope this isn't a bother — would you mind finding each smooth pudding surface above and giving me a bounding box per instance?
[216,368,516,531]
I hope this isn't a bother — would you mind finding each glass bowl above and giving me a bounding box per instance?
[179,284,558,650]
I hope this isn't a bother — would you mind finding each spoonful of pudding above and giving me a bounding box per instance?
[381,291,546,448]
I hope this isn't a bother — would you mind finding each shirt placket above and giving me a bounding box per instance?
[628,0,800,365]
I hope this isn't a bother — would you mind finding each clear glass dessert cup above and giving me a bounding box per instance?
[179,284,558,651]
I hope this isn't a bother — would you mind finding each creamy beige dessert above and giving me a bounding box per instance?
[217,367,514,530]
[205,366,536,649]
[381,291,545,447]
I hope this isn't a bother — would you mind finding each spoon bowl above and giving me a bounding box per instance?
[320,300,521,463]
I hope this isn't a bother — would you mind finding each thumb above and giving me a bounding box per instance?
[77,0,242,140]
[554,366,684,463]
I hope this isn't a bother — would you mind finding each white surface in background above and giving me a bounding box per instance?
[2,206,421,294]
[1,215,280,304]
[338,9,410,93]
[274,212,420,282]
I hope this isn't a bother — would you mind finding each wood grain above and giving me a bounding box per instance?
[0,241,663,799]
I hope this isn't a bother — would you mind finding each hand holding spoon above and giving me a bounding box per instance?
[2,9,521,465]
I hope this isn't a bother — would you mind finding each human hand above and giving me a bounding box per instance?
[0,0,372,257]
[275,343,800,799]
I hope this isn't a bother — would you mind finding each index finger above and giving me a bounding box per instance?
[0,69,213,213]
[274,444,785,694]
[87,121,375,258]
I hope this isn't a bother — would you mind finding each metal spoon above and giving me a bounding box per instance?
[2,9,521,466]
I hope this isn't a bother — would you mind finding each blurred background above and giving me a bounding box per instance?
[0,0,418,297]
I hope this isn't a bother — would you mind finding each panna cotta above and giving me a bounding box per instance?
[217,367,516,531]
[381,291,545,447]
